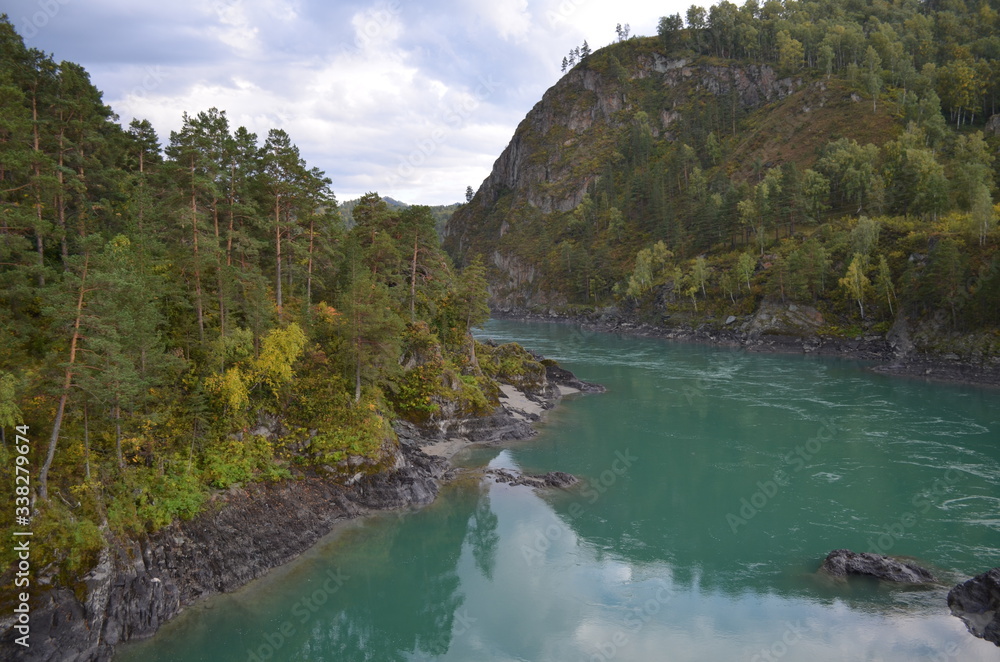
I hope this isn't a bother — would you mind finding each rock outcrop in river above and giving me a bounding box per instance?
[485,467,578,489]
[948,567,1000,647]
[820,549,936,583]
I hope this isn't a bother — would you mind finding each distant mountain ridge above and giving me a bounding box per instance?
[340,195,460,235]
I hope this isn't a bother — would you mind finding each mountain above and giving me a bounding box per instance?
[443,2,1000,356]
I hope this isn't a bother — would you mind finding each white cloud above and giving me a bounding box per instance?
[206,0,260,55]
[481,0,533,41]
[6,0,714,204]
[349,3,404,54]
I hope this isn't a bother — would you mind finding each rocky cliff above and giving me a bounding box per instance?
[444,40,806,307]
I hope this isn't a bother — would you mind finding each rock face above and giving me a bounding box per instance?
[820,549,936,583]
[0,444,447,662]
[948,568,1000,646]
[986,113,1000,137]
[444,45,799,308]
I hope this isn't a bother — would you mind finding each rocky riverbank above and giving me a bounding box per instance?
[492,303,1000,388]
[0,361,600,662]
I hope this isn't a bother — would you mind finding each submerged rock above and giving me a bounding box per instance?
[948,567,1000,647]
[486,468,578,489]
[820,549,935,583]
[543,362,606,394]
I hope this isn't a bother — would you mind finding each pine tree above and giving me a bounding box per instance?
[262,128,306,315]
[38,248,91,501]
[165,111,219,342]
[340,265,404,402]
[0,373,23,446]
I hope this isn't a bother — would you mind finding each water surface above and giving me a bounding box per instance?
[118,320,1000,661]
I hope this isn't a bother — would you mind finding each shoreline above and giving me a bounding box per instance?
[1,357,598,662]
[490,309,1000,389]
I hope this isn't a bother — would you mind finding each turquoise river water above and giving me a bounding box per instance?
[117,320,1000,661]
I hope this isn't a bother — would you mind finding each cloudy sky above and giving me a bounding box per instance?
[7,0,705,205]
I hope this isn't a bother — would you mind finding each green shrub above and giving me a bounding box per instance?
[203,435,288,489]
[478,342,546,391]
[31,501,104,574]
[107,463,209,535]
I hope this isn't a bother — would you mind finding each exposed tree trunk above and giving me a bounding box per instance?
[190,157,205,342]
[354,348,362,403]
[306,217,315,306]
[39,254,89,501]
[275,194,283,312]
[83,403,90,481]
[226,166,235,267]
[114,397,123,470]
[57,124,69,269]
[213,199,225,337]
[32,94,45,287]
[410,233,419,321]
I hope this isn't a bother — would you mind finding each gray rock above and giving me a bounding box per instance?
[948,567,1000,647]
[820,549,935,583]
[986,113,1000,137]
[545,362,606,393]
[486,468,578,489]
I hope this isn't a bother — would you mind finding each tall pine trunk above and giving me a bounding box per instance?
[189,157,205,342]
[213,200,225,337]
[410,233,419,321]
[32,94,45,287]
[39,254,89,501]
[306,217,315,306]
[274,195,283,311]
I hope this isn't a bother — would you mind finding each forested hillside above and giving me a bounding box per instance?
[0,17,499,577]
[445,0,1000,344]
[340,195,461,235]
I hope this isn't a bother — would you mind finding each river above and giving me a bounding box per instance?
[117,319,1000,661]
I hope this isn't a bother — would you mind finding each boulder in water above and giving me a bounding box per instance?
[947,567,1000,647]
[820,549,935,583]
[486,468,578,489]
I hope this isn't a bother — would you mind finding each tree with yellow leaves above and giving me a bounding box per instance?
[840,254,871,320]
